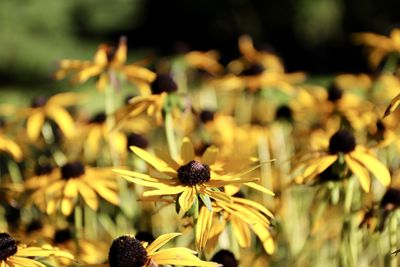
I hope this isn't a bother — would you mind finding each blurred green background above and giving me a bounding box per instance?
[0,0,399,94]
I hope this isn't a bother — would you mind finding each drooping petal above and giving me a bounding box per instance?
[27,110,45,141]
[231,216,252,247]
[345,155,370,192]
[350,151,390,187]
[45,105,75,138]
[196,206,213,251]
[178,187,196,213]
[78,181,99,210]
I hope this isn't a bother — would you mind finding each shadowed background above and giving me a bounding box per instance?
[1,0,399,90]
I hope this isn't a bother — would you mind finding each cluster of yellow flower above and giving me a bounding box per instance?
[0,30,400,266]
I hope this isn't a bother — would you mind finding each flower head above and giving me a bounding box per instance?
[107,233,219,267]
[0,232,73,267]
[294,129,391,192]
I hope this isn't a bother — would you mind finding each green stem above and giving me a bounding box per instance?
[105,74,120,166]
[164,110,178,160]
[74,201,83,259]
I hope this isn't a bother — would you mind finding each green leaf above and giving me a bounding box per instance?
[199,194,213,213]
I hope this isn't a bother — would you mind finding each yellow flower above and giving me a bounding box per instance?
[0,232,73,267]
[114,138,273,250]
[353,28,400,68]
[115,137,273,215]
[28,161,119,215]
[214,35,305,93]
[294,129,391,192]
[104,233,219,267]
[19,93,77,141]
[184,50,224,76]
[55,37,156,91]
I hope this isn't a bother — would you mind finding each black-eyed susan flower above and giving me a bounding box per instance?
[19,93,77,141]
[353,28,400,68]
[115,137,273,215]
[114,137,273,251]
[0,232,73,267]
[55,37,156,91]
[28,161,119,215]
[106,233,219,267]
[294,129,391,192]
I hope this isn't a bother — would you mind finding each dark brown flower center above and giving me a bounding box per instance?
[211,249,238,267]
[150,74,178,94]
[127,133,148,150]
[240,63,264,76]
[327,84,343,102]
[53,229,72,244]
[89,112,107,124]
[108,235,148,267]
[61,161,85,180]
[31,96,48,108]
[34,163,54,176]
[177,160,211,186]
[329,130,356,154]
[380,188,400,209]
[199,110,215,123]
[275,105,293,122]
[0,233,18,261]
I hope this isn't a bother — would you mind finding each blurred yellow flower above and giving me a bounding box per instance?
[294,129,390,192]
[28,161,119,215]
[55,37,156,91]
[353,28,400,68]
[19,93,78,141]
[0,232,73,267]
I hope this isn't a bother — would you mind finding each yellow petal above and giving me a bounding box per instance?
[350,151,390,187]
[78,181,99,210]
[244,182,274,196]
[231,216,251,247]
[27,110,45,141]
[196,206,213,251]
[0,138,23,161]
[142,186,186,197]
[149,248,219,266]
[146,233,182,254]
[130,146,176,175]
[201,146,218,165]
[90,182,120,205]
[178,187,196,213]
[46,105,75,138]
[48,92,81,107]
[345,155,370,192]
[233,197,274,218]
[299,155,338,183]
[155,148,180,170]
[181,137,195,164]
[73,65,103,84]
